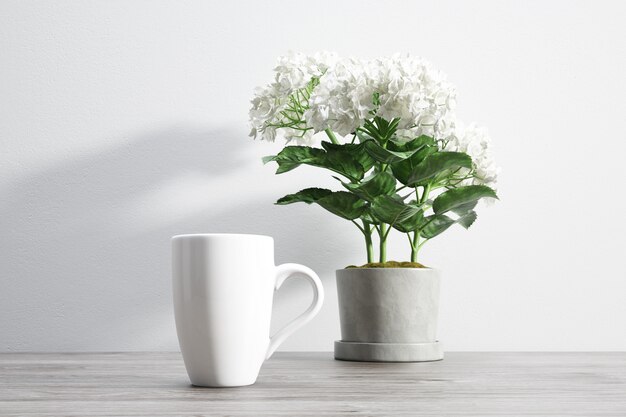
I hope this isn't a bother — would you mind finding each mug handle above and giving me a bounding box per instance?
[266,263,324,359]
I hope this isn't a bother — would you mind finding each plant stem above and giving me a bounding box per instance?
[324,128,339,144]
[379,223,388,263]
[407,184,432,263]
[380,139,389,172]
[420,183,432,204]
[363,222,373,263]
[411,231,420,262]
[351,220,365,234]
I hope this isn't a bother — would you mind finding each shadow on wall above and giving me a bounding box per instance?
[0,126,354,351]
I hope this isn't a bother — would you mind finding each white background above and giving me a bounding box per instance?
[1,0,625,352]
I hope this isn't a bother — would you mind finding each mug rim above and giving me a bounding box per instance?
[171,233,273,241]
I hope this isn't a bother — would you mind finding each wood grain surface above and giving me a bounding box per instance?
[0,352,624,416]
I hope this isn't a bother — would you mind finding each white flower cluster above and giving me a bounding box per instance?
[306,55,457,138]
[445,123,500,188]
[249,52,499,186]
[249,52,455,143]
[249,51,338,144]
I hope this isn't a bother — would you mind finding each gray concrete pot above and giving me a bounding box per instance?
[334,268,443,362]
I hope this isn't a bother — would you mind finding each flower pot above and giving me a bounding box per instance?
[334,267,443,362]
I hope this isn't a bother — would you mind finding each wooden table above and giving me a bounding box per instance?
[1,352,624,416]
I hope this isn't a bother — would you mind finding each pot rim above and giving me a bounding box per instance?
[171,233,272,241]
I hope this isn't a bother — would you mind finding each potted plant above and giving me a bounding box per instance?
[249,52,499,362]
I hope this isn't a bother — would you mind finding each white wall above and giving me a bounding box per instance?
[1,0,625,352]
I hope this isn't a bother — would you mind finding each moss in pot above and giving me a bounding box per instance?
[347,261,427,269]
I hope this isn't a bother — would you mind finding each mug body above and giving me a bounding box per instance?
[172,234,275,387]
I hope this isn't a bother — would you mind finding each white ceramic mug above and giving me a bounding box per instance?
[172,233,324,387]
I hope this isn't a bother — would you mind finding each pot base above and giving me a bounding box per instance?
[334,340,443,362]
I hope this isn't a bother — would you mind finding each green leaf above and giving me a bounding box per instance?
[407,152,473,186]
[271,146,326,174]
[363,140,420,164]
[269,145,366,181]
[421,210,478,238]
[370,195,422,226]
[277,189,366,220]
[421,214,455,239]
[316,192,367,220]
[388,135,435,152]
[276,188,333,205]
[262,155,277,164]
[325,148,366,181]
[389,137,438,186]
[355,129,375,143]
[392,209,426,233]
[451,201,478,215]
[334,142,376,173]
[432,185,498,215]
[420,210,478,238]
[342,172,396,201]
[457,211,477,229]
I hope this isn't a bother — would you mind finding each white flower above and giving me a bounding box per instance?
[250,53,459,143]
[445,122,500,188]
[302,54,457,139]
[371,55,456,137]
[249,51,338,144]
[305,58,375,136]
[273,51,338,93]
